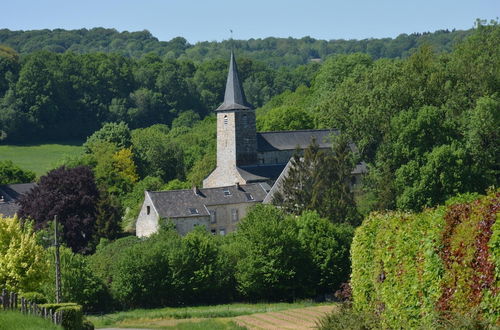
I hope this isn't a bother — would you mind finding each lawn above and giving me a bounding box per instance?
[0,310,63,330]
[0,141,84,177]
[87,301,327,328]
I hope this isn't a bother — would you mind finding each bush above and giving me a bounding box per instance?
[21,291,47,304]
[232,204,311,301]
[350,190,499,328]
[41,247,109,312]
[40,303,83,330]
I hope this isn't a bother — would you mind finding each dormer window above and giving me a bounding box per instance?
[189,208,199,215]
[223,188,231,196]
[224,115,228,125]
[245,193,254,201]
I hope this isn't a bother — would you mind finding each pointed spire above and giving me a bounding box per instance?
[216,52,252,111]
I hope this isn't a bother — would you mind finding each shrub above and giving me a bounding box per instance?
[232,204,311,301]
[21,291,47,304]
[40,303,83,330]
[41,247,109,312]
[0,216,48,292]
[350,190,499,327]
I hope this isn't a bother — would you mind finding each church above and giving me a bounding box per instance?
[135,52,366,237]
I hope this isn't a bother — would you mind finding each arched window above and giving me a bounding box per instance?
[224,115,228,125]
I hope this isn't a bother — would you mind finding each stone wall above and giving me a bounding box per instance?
[135,193,159,237]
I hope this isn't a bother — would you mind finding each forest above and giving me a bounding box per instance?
[0,20,498,329]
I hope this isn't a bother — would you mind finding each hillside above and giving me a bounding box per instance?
[0,27,472,67]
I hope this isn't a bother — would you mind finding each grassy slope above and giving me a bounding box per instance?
[0,311,63,330]
[88,301,326,328]
[0,142,83,177]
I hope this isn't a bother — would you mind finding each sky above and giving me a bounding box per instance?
[2,0,499,43]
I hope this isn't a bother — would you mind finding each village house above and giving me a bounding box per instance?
[136,52,366,237]
[0,183,36,217]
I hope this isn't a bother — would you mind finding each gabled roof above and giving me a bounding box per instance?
[238,163,287,182]
[216,52,253,111]
[0,183,36,202]
[146,183,269,219]
[257,129,338,152]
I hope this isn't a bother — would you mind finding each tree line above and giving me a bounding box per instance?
[257,20,499,213]
[0,27,472,66]
[0,46,317,142]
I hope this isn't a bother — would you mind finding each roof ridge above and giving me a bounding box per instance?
[258,128,337,134]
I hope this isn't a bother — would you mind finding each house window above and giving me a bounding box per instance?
[243,114,248,128]
[210,210,217,224]
[189,208,199,215]
[223,188,231,196]
[245,193,254,201]
[219,228,226,236]
[211,229,216,235]
[146,206,150,215]
[231,209,239,222]
[224,115,228,125]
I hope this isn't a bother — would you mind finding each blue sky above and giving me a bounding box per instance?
[3,0,499,43]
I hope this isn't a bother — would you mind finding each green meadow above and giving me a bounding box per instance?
[0,141,84,177]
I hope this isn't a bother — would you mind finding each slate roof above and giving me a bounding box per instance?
[216,52,253,111]
[257,129,339,152]
[238,163,287,182]
[0,183,36,217]
[147,183,270,219]
[0,202,20,217]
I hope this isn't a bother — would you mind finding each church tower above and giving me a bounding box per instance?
[203,52,257,188]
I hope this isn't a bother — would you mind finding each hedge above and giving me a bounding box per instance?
[40,303,83,330]
[351,190,499,328]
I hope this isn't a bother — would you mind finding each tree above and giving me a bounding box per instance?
[0,160,36,184]
[41,246,108,312]
[18,166,99,253]
[83,121,132,153]
[312,134,360,224]
[233,204,310,301]
[273,137,359,224]
[0,216,48,292]
[296,211,354,295]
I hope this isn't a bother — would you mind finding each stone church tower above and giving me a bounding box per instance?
[203,52,258,188]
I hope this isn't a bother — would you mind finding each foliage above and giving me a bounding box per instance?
[83,122,131,152]
[109,229,180,308]
[263,21,499,212]
[21,291,47,304]
[0,159,35,184]
[0,27,472,64]
[0,216,48,292]
[273,137,359,224]
[18,166,99,253]
[40,303,83,330]
[232,204,310,301]
[350,190,499,328]
[296,211,354,295]
[41,246,109,312]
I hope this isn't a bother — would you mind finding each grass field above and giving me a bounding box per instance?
[87,301,329,328]
[0,310,63,330]
[0,141,84,177]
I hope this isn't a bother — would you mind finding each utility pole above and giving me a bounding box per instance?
[54,215,61,303]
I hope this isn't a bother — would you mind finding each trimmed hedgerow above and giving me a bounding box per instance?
[351,189,499,328]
